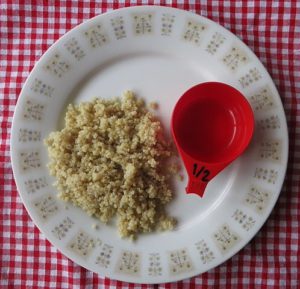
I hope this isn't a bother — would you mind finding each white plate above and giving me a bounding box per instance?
[11,6,288,284]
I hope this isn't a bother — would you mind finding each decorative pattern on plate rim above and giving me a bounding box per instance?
[84,24,109,47]
[111,17,126,40]
[258,139,282,162]
[258,115,280,130]
[148,253,162,276]
[44,53,70,78]
[22,99,45,121]
[245,185,271,213]
[30,78,54,97]
[206,32,226,55]
[24,176,48,194]
[64,37,85,61]
[18,128,41,142]
[239,68,262,88]
[52,217,75,240]
[168,249,194,275]
[161,14,175,36]
[19,150,41,173]
[254,167,279,184]
[232,209,256,231]
[249,86,276,111]
[116,250,141,275]
[96,243,113,268]
[182,19,206,45]
[222,46,249,72]
[133,14,153,35]
[68,230,98,259]
[34,194,59,221]
[195,240,215,264]
[212,224,240,254]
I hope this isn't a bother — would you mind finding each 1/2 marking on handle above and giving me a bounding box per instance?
[193,163,210,182]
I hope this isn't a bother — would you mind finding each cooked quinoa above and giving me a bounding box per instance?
[45,91,176,239]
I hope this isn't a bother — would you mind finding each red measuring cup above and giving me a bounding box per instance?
[171,82,254,197]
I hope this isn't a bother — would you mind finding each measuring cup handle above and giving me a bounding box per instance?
[186,180,207,197]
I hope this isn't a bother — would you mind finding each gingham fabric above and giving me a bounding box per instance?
[1,1,299,288]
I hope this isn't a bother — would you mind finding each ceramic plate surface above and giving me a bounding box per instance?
[11,6,288,284]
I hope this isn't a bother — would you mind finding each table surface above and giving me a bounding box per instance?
[1,1,299,288]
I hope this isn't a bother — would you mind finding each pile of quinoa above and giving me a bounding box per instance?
[45,91,176,239]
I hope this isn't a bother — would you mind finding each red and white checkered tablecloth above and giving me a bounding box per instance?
[1,1,299,288]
